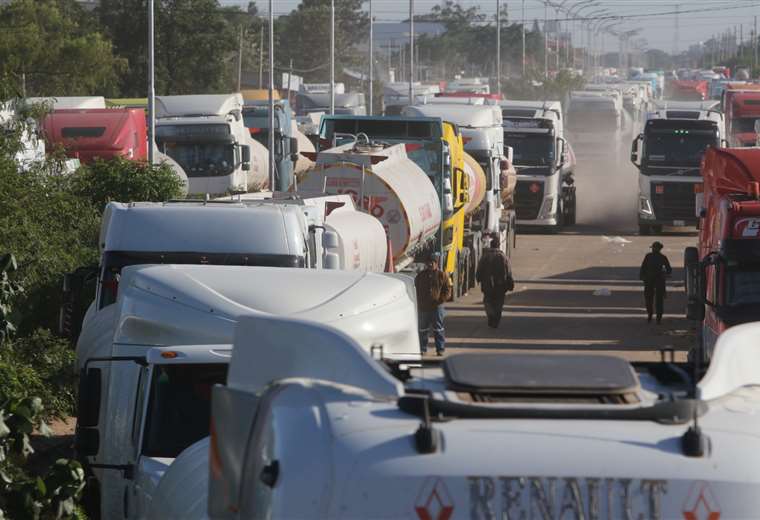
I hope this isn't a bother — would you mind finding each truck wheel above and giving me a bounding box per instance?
[639,224,651,236]
[460,248,471,297]
[567,190,577,225]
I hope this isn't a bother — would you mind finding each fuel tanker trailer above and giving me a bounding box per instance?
[299,138,442,271]
[462,152,488,215]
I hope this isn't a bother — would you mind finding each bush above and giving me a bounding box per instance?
[0,330,77,419]
[69,157,186,212]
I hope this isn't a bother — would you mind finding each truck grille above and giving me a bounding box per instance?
[651,181,698,222]
[515,180,544,220]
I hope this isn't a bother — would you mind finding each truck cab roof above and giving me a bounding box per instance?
[403,103,502,128]
[208,315,760,519]
[155,94,243,119]
[99,201,308,258]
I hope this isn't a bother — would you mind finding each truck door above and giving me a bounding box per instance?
[125,365,152,519]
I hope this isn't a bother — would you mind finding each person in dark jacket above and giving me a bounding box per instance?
[415,252,451,355]
[640,241,672,323]
[476,238,515,328]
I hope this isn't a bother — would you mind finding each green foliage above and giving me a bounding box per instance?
[98,0,239,96]
[0,0,125,97]
[0,395,85,520]
[275,0,369,83]
[0,330,78,419]
[70,157,186,212]
[0,255,24,343]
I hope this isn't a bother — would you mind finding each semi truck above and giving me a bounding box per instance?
[72,263,420,519]
[666,79,709,101]
[315,113,514,298]
[241,98,298,191]
[630,100,723,234]
[500,100,577,230]
[566,91,626,163]
[155,94,268,195]
[685,147,760,361]
[299,140,442,272]
[401,100,517,253]
[150,314,760,519]
[41,108,148,163]
[723,87,760,147]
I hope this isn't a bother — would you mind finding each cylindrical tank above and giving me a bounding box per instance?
[324,209,388,272]
[462,152,487,214]
[245,136,269,191]
[292,120,315,176]
[500,157,517,207]
[147,438,209,520]
[299,144,441,266]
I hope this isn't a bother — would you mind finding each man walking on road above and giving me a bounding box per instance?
[639,241,672,324]
[476,238,515,328]
[415,252,451,356]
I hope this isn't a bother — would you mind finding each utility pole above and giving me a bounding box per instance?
[496,0,501,96]
[330,0,335,115]
[521,0,526,77]
[147,0,155,165]
[409,0,414,104]
[237,25,244,92]
[258,28,264,88]
[673,4,679,59]
[268,0,275,191]
[544,1,548,79]
[754,16,758,73]
[369,0,373,115]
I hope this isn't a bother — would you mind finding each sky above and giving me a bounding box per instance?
[227,0,760,54]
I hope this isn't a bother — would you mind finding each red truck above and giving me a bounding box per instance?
[666,80,708,101]
[685,147,760,362]
[42,108,148,163]
[723,87,760,147]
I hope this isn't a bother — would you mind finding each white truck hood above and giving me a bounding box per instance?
[113,264,419,360]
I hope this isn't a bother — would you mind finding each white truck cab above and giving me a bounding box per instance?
[631,100,724,234]
[75,265,421,519]
[567,91,626,164]
[155,94,268,195]
[500,100,576,229]
[150,315,760,519]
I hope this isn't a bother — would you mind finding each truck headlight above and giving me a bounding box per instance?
[538,196,555,220]
[639,196,654,218]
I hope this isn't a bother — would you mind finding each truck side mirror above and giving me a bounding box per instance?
[630,136,640,164]
[323,252,340,269]
[700,254,721,308]
[504,146,514,164]
[289,137,299,162]
[59,265,98,343]
[322,230,339,249]
[240,145,251,171]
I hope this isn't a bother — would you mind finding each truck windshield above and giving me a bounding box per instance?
[643,130,716,167]
[161,142,236,178]
[733,117,760,134]
[504,133,555,168]
[727,268,760,305]
[141,363,228,458]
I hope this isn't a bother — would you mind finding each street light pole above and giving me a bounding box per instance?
[330,0,335,115]
[496,0,501,95]
[268,0,275,190]
[409,0,414,104]
[147,0,155,165]
[521,0,526,77]
[544,1,549,79]
[369,0,373,115]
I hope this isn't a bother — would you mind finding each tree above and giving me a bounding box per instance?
[274,0,369,83]
[98,0,239,96]
[0,0,125,97]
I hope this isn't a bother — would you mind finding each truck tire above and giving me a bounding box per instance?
[563,188,577,226]
[459,248,471,297]
[684,247,704,321]
[639,224,651,236]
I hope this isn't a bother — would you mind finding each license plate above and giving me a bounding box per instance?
[673,220,685,226]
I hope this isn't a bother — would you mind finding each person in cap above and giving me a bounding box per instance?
[415,251,451,355]
[476,237,515,328]
[639,241,672,323]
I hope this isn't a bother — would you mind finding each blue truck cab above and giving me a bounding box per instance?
[242,99,298,191]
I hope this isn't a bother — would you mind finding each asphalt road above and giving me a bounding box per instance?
[439,155,698,362]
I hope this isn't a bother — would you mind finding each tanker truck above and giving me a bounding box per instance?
[299,139,442,272]
[155,94,268,195]
[149,315,760,519]
[316,114,511,299]
[72,263,420,519]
